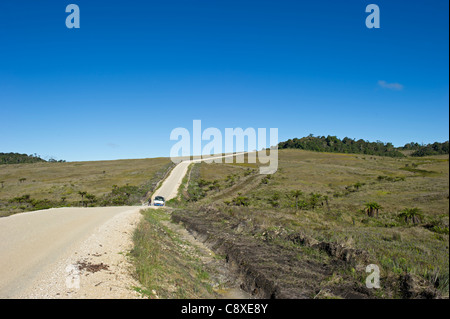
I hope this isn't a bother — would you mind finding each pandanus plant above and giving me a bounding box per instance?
[364,202,382,218]
[399,208,424,224]
[289,190,303,210]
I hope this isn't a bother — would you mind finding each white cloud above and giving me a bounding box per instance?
[378,80,404,91]
[106,143,120,148]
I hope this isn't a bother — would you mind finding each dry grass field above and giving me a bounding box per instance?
[2,149,448,298]
[171,149,449,298]
[0,157,172,216]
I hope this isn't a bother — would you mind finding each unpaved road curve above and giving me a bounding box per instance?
[0,206,143,298]
[153,152,247,201]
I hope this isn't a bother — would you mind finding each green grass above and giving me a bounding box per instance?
[130,208,216,299]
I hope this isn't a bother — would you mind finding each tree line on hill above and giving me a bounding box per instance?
[0,152,65,165]
[278,135,449,158]
[399,141,449,157]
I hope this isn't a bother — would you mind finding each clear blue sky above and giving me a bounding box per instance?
[0,0,448,161]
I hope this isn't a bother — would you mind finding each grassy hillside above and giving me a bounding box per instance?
[0,157,172,217]
[170,149,449,298]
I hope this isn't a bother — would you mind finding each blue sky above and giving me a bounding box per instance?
[0,0,448,161]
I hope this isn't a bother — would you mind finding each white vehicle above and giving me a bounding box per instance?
[153,196,165,206]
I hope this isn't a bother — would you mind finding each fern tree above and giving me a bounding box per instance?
[78,191,87,207]
[364,202,382,217]
[289,190,303,210]
[399,208,424,224]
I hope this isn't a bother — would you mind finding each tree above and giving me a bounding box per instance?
[78,191,87,207]
[364,202,382,217]
[278,136,406,158]
[323,195,330,212]
[289,190,303,210]
[410,141,449,157]
[399,208,423,224]
[354,182,364,190]
[0,152,46,164]
[309,193,323,210]
[85,194,97,206]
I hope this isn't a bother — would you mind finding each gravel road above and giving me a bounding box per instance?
[153,153,246,202]
[0,206,145,298]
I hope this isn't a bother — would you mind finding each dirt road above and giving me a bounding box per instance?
[153,153,246,201]
[0,206,143,298]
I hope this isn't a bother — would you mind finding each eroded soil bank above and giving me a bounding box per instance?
[172,206,375,299]
[172,205,442,299]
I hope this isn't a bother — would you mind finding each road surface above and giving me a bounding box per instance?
[0,206,143,298]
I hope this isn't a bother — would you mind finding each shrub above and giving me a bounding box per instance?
[267,193,280,208]
[232,196,250,207]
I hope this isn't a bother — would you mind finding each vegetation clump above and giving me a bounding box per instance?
[278,135,405,157]
[0,152,48,165]
[278,135,449,158]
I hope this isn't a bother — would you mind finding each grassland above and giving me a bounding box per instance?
[2,149,448,298]
[131,208,238,299]
[0,157,172,216]
[170,149,449,298]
